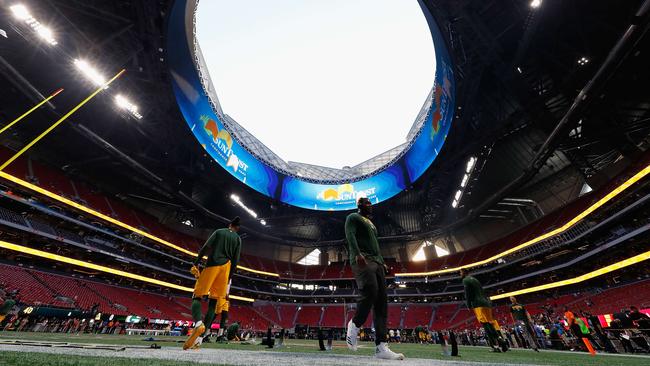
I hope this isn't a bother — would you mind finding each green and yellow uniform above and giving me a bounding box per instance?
[0,299,15,323]
[226,322,240,341]
[194,228,241,312]
[463,275,500,330]
[345,213,384,265]
[510,303,528,322]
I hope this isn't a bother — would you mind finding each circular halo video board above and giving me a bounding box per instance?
[167,0,455,211]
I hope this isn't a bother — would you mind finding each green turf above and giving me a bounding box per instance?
[0,331,647,366]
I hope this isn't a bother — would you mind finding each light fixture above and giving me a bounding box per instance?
[466,157,476,173]
[115,95,143,119]
[74,59,108,87]
[230,194,257,218]
[530,0,542,8]
[10,4,30,19]
[516,67,522,74]
[577,57,590,66]
[10,4,57,45]
[260,219,266,226]
[460,174,469,188]
[453,157,477,208]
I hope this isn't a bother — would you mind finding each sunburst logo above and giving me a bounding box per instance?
[201,115,233,150]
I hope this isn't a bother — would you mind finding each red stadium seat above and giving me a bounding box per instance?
[294,305,323,327]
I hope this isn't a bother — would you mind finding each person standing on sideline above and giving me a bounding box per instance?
[345,197,404,360]
[183,217,242,350]
[509,296,539,352]
[460,268,508,352]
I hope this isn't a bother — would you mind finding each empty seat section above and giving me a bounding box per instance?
[430,304,459,330]
[295,306,322,327]
[229,304,270,331]
[73,182,113,215]
[30,161,75,198]
[0,264,61,307]
[253,303,281,326]
[451,308,475,328]
[29,271,101,310]
[277,304,298,329]
[0,148,29,179]
[320,305,344,327]
[107,200,139,227]
[386,304,403,329]
[403,305,433,329]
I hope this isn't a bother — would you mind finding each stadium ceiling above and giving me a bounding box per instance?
[0,0,648,248]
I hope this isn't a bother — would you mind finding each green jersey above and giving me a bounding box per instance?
[345,213,384,265]
[226,322,240,340]
[576,318,589,335]
[0,299,15,315]
[196,228,241,271]
[510,303,528,322]
[462,275,491,309]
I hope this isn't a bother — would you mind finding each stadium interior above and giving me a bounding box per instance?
[0,0,649,365]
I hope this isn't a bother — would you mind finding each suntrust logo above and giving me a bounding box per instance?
[200,115,248,173]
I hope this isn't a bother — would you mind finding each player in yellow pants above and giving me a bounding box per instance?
[461,268,508,353]
[184,217,242,350]
[473,306,501,331]
[193,262,231,342]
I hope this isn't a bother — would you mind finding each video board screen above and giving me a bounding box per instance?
[167,0,454,211]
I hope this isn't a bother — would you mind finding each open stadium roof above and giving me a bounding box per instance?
[194,0,436,183]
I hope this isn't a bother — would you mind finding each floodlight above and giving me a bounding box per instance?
[230,193,258,218]
[74,59,107,87]
[461,174,469,188]
[115,94,143,119]
[10,4,30,20]
[466,156,476,173]
[10,4,57,45]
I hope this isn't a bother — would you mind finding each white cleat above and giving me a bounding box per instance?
[375,342,405,360]
[346,319,359,351]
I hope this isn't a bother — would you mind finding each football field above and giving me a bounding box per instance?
[0,332,646,366]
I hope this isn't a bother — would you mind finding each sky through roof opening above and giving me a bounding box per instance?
[196,0,436,169]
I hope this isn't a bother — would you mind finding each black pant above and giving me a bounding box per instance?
[352,261,387,345]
